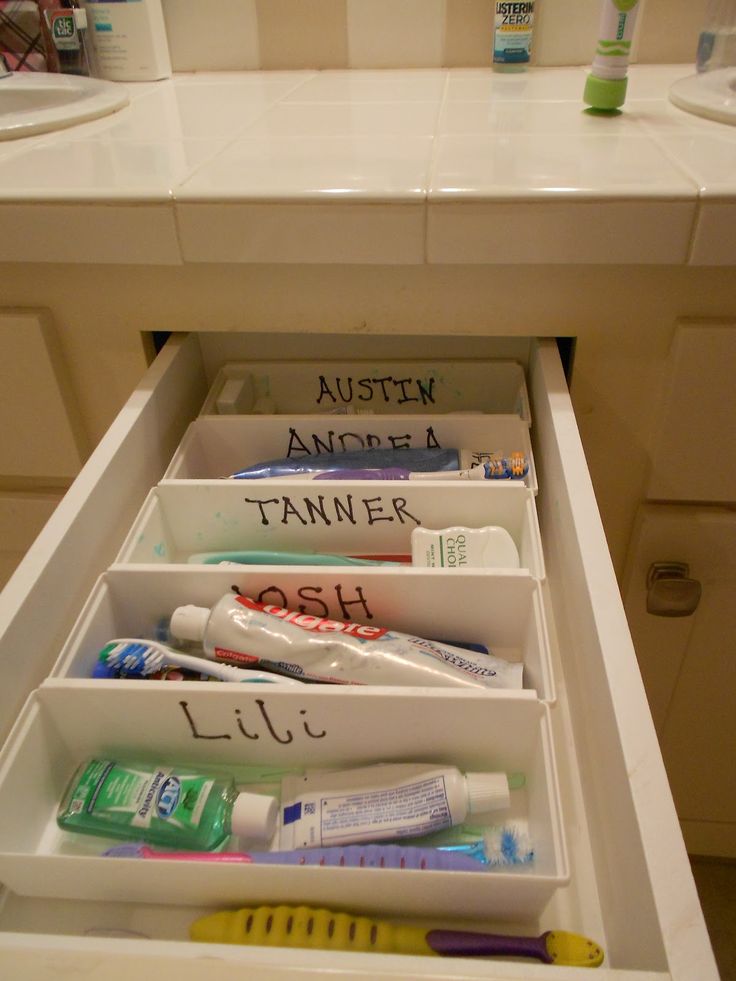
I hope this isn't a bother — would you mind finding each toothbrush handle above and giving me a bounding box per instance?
[425,929,551,963]
[136,844,487,871]
[256,844,487,871]
[169,651,301,686]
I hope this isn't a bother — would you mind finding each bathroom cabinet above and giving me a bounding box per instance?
[0,333,719,978]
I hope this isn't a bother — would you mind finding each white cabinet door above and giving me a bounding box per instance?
[623,503,736,859]
[0,310,88,481]
[647,321,736,503]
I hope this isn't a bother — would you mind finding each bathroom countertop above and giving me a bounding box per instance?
[0,64,734,266]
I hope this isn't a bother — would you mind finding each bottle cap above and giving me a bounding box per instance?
[464,772,511,813]
[230,792,278,843]
[583,74,628,111]
[170,604,210,643]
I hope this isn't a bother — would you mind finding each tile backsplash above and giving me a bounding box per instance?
[161,0,707,71]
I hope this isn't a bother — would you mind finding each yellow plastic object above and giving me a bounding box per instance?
[190,905,434,956]
[546,930,605,967]
[190,904,605,966]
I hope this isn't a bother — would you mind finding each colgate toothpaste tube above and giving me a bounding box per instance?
[169,593,523,690]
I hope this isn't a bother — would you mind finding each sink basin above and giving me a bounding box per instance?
[0,72,129,141]
[669,68,736,125]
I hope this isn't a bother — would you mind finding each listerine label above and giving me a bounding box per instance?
[494,1,535,64]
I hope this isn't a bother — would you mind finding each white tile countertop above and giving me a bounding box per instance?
[1,65,734,265]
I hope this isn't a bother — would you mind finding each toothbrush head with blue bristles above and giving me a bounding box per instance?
[94,639,304,686]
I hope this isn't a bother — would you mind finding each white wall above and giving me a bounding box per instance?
[161,0,708,71]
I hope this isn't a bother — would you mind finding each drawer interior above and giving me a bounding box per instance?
[0,333,712,978]
[118,481,544,575]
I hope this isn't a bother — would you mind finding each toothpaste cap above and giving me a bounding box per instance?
[231,792,278,844]
[465,772,511,813]
[170,604,210,643]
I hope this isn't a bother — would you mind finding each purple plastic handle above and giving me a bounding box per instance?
[315,468,411,480]
[257,844,486,871]
[425,929,551,962]
[104,841,487,872]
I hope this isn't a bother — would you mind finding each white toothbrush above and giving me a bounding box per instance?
[96,639,305,686]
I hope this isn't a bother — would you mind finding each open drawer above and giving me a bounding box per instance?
[0,335,718,979]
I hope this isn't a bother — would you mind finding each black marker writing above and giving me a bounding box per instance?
[178,700,329,745]
[315,376,436,406]
[244,494,420,528]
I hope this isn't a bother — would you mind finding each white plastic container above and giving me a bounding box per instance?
[163,414,538,492]
[116,481,545,578]
[47,566,556,702]
[83,0,171,81]
[200,359,532,423]
[0,685,568,919]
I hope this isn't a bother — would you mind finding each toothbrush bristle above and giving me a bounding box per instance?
[102,641,162,676]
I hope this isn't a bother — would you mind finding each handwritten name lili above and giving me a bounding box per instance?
[178,699,328,745]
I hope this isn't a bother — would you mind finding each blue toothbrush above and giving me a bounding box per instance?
[94,639,304,686]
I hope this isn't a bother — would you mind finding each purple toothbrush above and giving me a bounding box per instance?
[103,841,487,871]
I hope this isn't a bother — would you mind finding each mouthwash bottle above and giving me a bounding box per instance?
[57,758,277,850]
[493,1,536,72]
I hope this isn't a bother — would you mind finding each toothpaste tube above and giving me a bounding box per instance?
[169,593,523,690]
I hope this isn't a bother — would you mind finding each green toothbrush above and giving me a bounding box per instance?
[190,904,605,967]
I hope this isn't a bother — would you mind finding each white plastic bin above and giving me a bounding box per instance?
[47,567,555,702]
[200,359,531,423]
[0,685,567,919]
[117,481,545,578]
[164,414,537,491]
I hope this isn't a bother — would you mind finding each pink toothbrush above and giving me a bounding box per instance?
[103,841,488,871]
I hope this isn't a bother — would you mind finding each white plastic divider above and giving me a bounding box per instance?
[163,414,538,493]
[116,481,545,579]
[46,567,555,702]
[199,360,532,424]
[0,685,567,919]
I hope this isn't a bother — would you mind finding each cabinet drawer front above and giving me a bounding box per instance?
[0,335,717,979]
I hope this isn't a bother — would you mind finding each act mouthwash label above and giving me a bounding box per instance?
[66,759,214,833]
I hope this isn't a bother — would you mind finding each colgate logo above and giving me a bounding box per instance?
[236,595,386,640]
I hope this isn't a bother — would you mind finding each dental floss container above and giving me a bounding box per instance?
[83,0,171,81]
[411,526,520,569]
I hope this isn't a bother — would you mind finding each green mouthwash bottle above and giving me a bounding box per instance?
[57,758,277,850]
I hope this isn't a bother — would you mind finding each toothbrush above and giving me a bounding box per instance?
[189,904,605,967]
[237,457,529,482]
[103,841,489,872]
[228,447,528,480]
[95,639,304,686]
[313,457,529,481]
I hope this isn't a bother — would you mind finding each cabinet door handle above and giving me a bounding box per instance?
[646,562,702,617]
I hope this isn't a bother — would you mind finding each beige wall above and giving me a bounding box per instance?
[2,260,735,580]
[161,0,709,71]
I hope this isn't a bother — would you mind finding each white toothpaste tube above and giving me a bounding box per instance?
[169,593,523,690]
[278,763,511,850]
